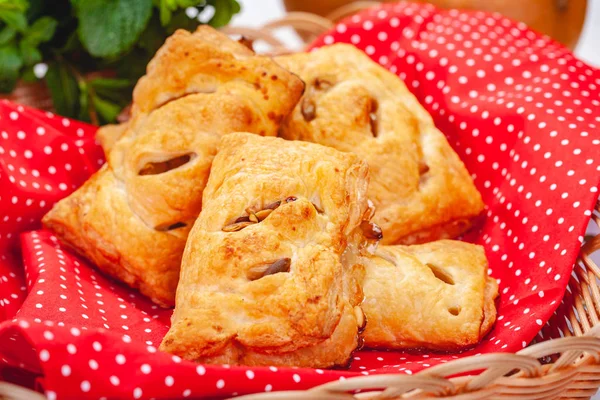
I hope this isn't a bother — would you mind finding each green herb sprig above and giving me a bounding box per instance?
[0,0,240,124]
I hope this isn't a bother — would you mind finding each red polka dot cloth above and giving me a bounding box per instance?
[1,2,599,399]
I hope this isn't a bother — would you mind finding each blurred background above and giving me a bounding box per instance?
[231,0,599,66]
[2,0,596,126]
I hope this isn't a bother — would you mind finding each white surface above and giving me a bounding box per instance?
[576,0,600,66]
[232,1,600,398]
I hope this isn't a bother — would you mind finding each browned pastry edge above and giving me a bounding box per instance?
[96,122,129,155]
[362,275,499,353]
[42,202,177,308]
[480,277,500,340]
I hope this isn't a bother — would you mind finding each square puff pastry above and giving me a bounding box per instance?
[362,240,498,350]
[161,132,377,367]
[276,44,484,245]
[42,26,304,307]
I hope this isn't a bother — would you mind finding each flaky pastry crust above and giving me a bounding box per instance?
[42,26,304,306]
[276,44,484,244]
[361,240,498,350]
[160,132,374,367]
[96,122,128,154]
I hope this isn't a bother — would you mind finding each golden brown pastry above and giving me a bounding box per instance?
[42,26,304,307]
[276,44,484,245]
[362,240,498,350]
[161,132,379,367]
[96,122,128,154]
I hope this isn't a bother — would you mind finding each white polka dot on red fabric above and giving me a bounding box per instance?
[61,365,71,377]
[39,349,50,362]
[80,381,91,392]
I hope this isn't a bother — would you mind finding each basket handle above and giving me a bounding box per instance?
[325,1,383,22]
[0,382,46,400]
[218,1,382,53]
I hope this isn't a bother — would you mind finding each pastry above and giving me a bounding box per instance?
[42,26,304,307]
[276,44,484,245]
[96,122,128,154]
[362,240,498,350]
[160,132,380,367]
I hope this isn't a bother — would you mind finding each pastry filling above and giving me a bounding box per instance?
[138,153,195,176]
[221,197,300,232]
[368,98,379,137]
[314,77,333,90]
[154,221,187,231]
[237,36,254,51]
[246,258,291,281]
[354,305,367,332]
[418,160,430,187]
[301,97,316,122]
[300,77,336,122]
[360,221,383,241]
[448,305,461,316]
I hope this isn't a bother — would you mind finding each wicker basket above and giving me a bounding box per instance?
[1,3,599,400]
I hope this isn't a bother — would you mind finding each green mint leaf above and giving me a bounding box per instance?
[45,61,80,118]
[0,26,16,45]
[72,0,153,58]
[159,0,200,26]
[207,0,240,28]
[158,0,173,26]
[0,0,29,13]
[177,0,203,7]
[23,16,58,47]
[19,41,41,65]
[231,0,241,13]
[90,78,133,106]
[0,42,23,92]
[0,10,28,32]
[165,8,199,34]
[92,94,122,124]
[89,77,132,91]
[77,78,91,122]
